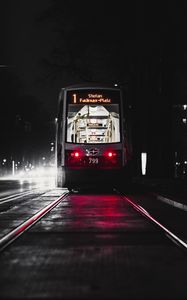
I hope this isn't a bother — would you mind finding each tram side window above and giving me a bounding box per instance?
[67,104,120,144]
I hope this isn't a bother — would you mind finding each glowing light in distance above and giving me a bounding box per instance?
[141,152,147,175]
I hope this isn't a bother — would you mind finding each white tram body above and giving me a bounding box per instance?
[56,84,132,188]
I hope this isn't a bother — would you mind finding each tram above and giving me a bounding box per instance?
[55,83,132,189]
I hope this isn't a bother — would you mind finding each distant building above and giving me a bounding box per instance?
[172,104,187,178]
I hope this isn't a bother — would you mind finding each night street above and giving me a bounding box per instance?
[0,180,187,299]
[1,1,187,299]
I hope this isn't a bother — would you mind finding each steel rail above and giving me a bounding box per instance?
[0,191,69,252]
[0,190,38,204]
[114,189,187,252]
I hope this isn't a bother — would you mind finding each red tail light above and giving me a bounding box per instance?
[70,151,80,158]
[66,150,82,168]
[106,151,117,158]
[66,149,121,169]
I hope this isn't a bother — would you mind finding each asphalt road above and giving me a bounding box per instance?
[0,186,186,300]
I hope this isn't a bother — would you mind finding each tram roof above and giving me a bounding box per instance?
[61,83,120,90]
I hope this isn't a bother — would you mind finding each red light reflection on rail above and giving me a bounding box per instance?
[62,194,133,231]
[15,206,54,236]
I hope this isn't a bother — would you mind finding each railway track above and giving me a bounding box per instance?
[115,189,187,252]
[0,189,38,204]
[0,190,69,251]
[1,188,186,252]
[0,188,186,299]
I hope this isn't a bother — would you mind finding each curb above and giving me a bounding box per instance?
[155,194,187,212]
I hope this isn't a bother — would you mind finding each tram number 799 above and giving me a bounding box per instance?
[89,157,99,164]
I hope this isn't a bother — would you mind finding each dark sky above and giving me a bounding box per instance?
[4,0,135,119]
[0,1,58,161]
[4,0,187,116]
[5,0,58,118]
[1,0,187,171]
[3,0,187,120]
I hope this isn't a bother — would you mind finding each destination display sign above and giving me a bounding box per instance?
[67,89,120,104]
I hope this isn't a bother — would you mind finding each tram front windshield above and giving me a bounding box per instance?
[66,90,121,144]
